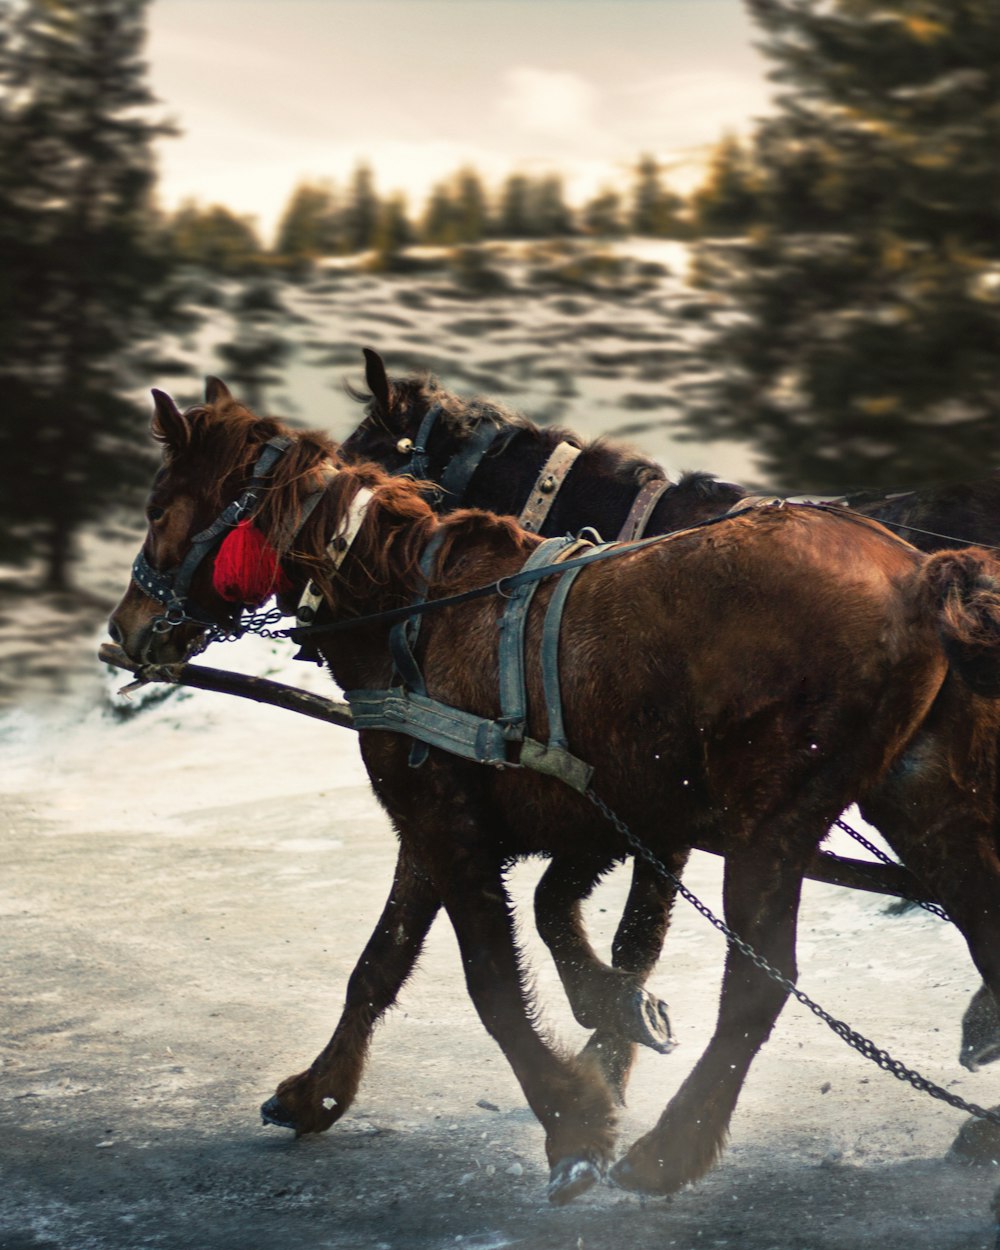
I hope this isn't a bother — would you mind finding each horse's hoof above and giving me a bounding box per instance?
[629,989,678,1055]
[948,1111,1000,1166]
[260,1094,297,1130]
[547,1156,601,1205]
[608,1154,671,1196]
[609,1155,645,1192]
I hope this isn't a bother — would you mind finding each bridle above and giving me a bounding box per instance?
[130,435,293,638]
[396,402,516,505]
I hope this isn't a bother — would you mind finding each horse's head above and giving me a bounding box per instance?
[341,348,517,505]
[108,379,331,667]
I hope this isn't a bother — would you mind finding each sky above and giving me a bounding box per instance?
[146,0,775,241]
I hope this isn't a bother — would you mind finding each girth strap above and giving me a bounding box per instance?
[519,442,582,533]
[617,478,673,542]
[497,536,575,741]
[344,531,597,792]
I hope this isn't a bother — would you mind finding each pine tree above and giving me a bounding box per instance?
[0,0,178,589]
[687,0,1000,493]
[420,180,457,245]
[530,175,574,237]
[341,163,380,254]
[168,201,264,274]
[369,192,414,271]
[628,155,685,237]
[582,187,625,239]
[690,134,759,237]
[496,173,534,238]
[274,180,341,265]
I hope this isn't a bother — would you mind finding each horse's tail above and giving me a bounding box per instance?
[917,549,1000,697]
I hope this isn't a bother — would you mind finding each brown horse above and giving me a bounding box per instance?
[109,382,1000,1204]
[343,348,1000,1080]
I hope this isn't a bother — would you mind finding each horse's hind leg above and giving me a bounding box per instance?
[534,854,679,1100]
[261,846,439,1135]
[861,696,1000,1162]
[612,837,808,1196]
[428,843,617,1204]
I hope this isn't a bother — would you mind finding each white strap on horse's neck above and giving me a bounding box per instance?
[295,468,374,628]
[518,441,582,534]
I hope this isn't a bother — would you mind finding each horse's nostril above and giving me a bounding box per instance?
[108,619,123,645]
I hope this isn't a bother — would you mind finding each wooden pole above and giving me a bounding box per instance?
[97,643,939,910]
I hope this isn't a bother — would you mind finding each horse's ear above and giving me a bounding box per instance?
[151,389,190,450]
[363,347,392,413]
[205,376,233,404]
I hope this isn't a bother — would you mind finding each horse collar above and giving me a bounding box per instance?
[295,474,375,631]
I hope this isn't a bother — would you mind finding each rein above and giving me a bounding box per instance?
[287,503,748,644]
[286,498,880,644]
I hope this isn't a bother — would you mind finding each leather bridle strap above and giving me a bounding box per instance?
[518,442,582,534]
[438,420,508,506]
[402,403,445,482]
[132,435,292,622]
[617,478,673,542]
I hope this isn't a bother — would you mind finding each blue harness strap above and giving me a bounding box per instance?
[345,533,597,792]
[497,536,575,742]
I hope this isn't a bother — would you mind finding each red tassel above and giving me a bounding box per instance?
[213,521,292,606]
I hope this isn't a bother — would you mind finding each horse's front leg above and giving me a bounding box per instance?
[612,841,806,1196]
[261,846,439,1135]
[534,854,680,1103]
[432,844,617,1204]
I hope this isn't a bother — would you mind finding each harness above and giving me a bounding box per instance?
[131,436,293,633]
[396,405,668,542]
[345,531,597,792]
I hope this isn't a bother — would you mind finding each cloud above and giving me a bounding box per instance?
[496,67,600,138]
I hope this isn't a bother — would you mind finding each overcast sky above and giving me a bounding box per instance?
[147,0,774,240]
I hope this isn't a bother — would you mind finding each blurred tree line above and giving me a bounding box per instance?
[684,0,1000,493]
[170,152,715,277]
[1,0,996,591]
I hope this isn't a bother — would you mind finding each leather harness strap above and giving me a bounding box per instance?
[518,442,582,533]
[616,478,673,542]
[295,475,374,627]
[346,531,595,792]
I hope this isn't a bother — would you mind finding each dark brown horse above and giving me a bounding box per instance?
[341,348,1000,1082]
[109,381,1000,1204]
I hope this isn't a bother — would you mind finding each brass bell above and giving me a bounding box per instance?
[396,437,414,454]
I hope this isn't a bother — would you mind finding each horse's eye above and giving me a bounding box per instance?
[396,437,414,454]
[147,505,165,523]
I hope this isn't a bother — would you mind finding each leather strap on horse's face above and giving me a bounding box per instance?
[399,403,444,483]
[518,442,582,533]
[398,403,509,513]
[131,435,293,629]
[617,477,673,542]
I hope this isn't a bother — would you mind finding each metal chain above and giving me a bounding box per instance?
[585,788,1000,1128]
[204,605,287,647]
[833,817,950,921]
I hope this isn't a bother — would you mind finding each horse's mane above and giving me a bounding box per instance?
[161,392,535,607]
